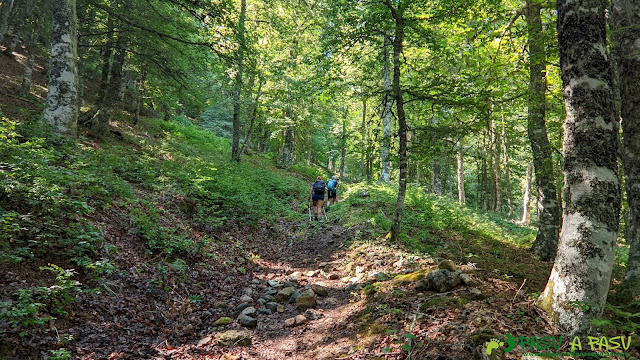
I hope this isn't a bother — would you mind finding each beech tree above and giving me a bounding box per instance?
[526,0,561,261]
[538,0,620,335]
[612,0,640,293]
[42,0,79,138]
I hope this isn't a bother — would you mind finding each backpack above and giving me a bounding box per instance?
[327,179,337,190]
[312,180,325,195]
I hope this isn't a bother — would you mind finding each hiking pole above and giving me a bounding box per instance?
[308,198,312,221]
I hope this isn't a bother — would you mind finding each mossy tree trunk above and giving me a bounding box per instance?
[42,0,79,138]
[612,0,640,293]
[457,150,465,205]
[538,0,620,336]
[526,0,561,261]
[521,163,533,225]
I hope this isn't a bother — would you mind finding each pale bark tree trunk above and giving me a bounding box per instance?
[521,163,533,225]
[457,151,465,205]
[2,0,33,56]
[612,0,640,292]
[232,0,247,161]
[388,2,407,243]
[502,118,514,217]
[432,117,442,196]
[538,0,620,336]
[279,120,295,169]
[491,118,502,212]
[358,98,367,182]
[42,0,78,138]
[526,0,561,261]
[379,33,392,183]
[306,134,312,165]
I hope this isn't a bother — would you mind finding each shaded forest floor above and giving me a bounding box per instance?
[1,48,639,360]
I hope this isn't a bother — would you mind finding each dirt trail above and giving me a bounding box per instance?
[215,220,366,360]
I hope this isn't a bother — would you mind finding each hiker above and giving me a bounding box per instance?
[309,176,326,221]
[326,175,339,210]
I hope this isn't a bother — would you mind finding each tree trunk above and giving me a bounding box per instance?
[279,121,295,169]
[612,0,640,292]
[358,98,367,182]
[521,163,533,225]
[379,33,392,183]
[0,0,15,44]
[340,116,346,179]
[238,73,263,158]
[457,151,465,205]
[432,117,442,196]
[526,0,561,261]
[538,0,620,336]
[491,118,502,212]
[42,0,78,138]
[232,0,247,161]
[389,4,406,243]
[20,7,43,94]
[502,117,513,217]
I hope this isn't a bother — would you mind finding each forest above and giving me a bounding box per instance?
[0,0,639,359]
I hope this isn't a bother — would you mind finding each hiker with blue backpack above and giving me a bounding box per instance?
[309,176,327,221]
[326,175,339,210]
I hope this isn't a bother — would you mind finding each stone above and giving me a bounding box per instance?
[305,270,318,277]
[294,314,308,325]
[285,315,308,327]
[268,280,283,288]
[289,290,301,303]
[345,283,357,292]
[216,330,252,346]
[460,273,481,287]
[262,294,272,301]
[257,298,266,305]
[265,288,278,296]
[349,276,362,284]
[241,306,256,317]
[284,317,296,327]
[328,273,340,280]
[468,288,486,300]
[235,302,250,313]
[258,308,272,315]
[311,284,329,297]
[438,260,457,271]
[287,272,301,283]
[197,336,212,347]
[415,280,428,292]
[251,279,260,284]
[243,287,253,296]
[426,269,461,293]
[220,354,239,360]
[296,290,317,309]
[213,317,233,326]
[237,313,257,328]
[374,272,389,281]
[240,295,253,303]
[283,281,294,288]
[273,287,296,303]
[265,302,278,312]
[303,309,319,320]
[355,266,364,275]
[277,305,285,313]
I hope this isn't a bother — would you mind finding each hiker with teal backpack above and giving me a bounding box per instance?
[309,176,326,221]
[326,175,339,211]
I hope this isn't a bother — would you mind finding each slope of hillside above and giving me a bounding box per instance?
[2,49,638,360]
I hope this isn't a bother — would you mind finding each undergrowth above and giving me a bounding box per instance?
[0,111,312,352]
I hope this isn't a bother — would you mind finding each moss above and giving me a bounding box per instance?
[537,279,556,320]
[393,268,432,285]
